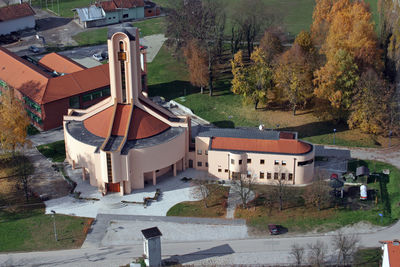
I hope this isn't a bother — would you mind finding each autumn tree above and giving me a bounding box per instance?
[259,30,283,63]
[274,44,314,115]
[303,169,332,211]
[0,88,31,154]
[231,48,274,109]
[311,0,335,46]
[313,49,359,121]
[348,69,398,135]
[323,0,381,71]
[183,39,208,94]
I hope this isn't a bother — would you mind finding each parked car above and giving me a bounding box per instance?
[29,45,39,53]
[101,51,108,59]
[268,224,279,235]
[92,53,103,61]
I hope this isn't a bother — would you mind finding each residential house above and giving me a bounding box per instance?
[0,3,35,35]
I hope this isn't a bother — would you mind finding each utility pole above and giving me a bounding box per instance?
[51,210,58,242]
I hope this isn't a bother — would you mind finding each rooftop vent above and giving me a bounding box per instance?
[394,240,399,246]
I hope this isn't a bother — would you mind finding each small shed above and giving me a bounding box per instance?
[141,227,162,267]
[356,166,370,177]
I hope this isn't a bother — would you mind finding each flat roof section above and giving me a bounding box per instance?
[197,126,280,140]
[211,137,312,155]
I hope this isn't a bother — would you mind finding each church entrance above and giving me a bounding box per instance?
[106,182,120,193]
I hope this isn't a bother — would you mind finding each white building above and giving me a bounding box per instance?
[0,3,35,35]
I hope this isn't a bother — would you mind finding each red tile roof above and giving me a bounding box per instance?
[98,0,144,11]
[98,0,117,12]
[83,104,170,140]
[211,137,312,154]
[39,53,86,74]
[381,240,400,266]
[0,47,110,104]
[0,3,35,22]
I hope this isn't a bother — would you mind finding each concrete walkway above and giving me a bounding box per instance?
[83,214,247,249]
[25,147,70,199]
[225,184,255,219]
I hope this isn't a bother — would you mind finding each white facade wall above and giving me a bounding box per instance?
[0,16,35,35]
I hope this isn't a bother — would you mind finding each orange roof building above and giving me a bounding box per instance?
[63,25,314,196]
[0,46,147,130]
[381,240,400,267]
[0,3,36,35]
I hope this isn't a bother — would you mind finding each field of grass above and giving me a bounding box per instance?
[166,184,229,218]
[0,153,91,252]
[37,140,66,162]
[72,17,165,46]
[235,160,400,234]
[32,0,93,18]
[353,248,382,267]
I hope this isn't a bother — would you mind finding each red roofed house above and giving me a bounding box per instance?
[0,44,147,130]
[63,24,315,196]
[0,3,35,35]
[381,240,400,267]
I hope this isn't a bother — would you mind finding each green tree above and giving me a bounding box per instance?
[313,49,359,121]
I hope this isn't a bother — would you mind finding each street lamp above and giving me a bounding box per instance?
[333,128,337,145]
[51,210,58,242]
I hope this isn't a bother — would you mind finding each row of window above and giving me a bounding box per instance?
[197,161,208,167]
[23,96,41,113]
[230,158,287,166]
[298,159,314,166]
[257,172,293,181]
[82,88,111,102]
[197,149,208,155]
[26,109,43,124]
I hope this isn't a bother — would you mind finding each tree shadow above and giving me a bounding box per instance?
[148,80,198,101]
[213,120,235,128]
[163,244,235,265]
[278,120,349,138]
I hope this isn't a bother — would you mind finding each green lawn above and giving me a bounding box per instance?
[32,0,93,17]
[0,153,91,252]
[235,160,400,233]
[37,140,66,162]
[73,17,165,46]
[353,248,382,267]
[167,185,229,218]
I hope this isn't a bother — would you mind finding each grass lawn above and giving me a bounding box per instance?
[147,43,399,148]
[72,17,165,46]
[353,248,382,267]
[37,140,66,162]
[32,0,93,18]
[166,184,229,218]
[0,153,92,252]
[235,160,400,234]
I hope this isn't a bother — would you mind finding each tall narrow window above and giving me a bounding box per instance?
[118,41,127,103]
[106,153,112,183]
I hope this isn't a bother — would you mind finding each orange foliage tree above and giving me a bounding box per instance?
[0,88,30,154]
[183,39,209,94]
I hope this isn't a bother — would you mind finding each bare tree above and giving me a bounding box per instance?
[290,243,305,266]
[269,166,290,211]
[332,230,360,266]
[191,178,214,208]
[232,173,255,208]
[15,152,32,202]
[308,240,327,267]
[232,0,280,57]
[303,168,332,211]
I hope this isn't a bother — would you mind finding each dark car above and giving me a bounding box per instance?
[268,224,279,235]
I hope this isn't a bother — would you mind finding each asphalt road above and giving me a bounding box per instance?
[0,219,399,266]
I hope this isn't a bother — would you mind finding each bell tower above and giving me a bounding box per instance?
[107,24,142,105]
